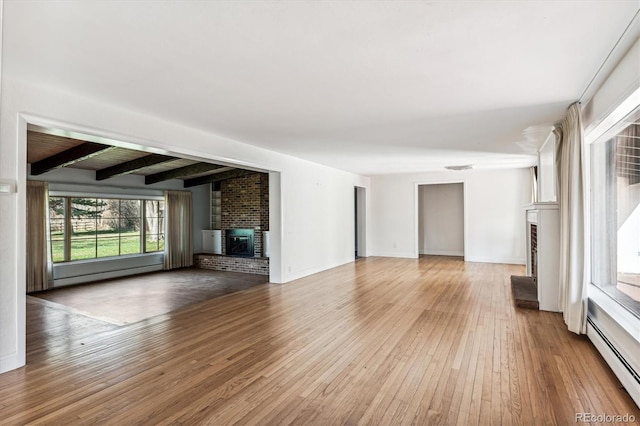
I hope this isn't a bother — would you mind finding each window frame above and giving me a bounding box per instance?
[587,105,640,319]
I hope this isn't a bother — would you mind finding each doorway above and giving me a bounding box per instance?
[18,115,285,368]
[354,186,366,258]
[417,183,464,257]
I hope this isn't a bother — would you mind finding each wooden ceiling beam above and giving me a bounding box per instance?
[96,154,175,181]
[183,168,261,188]
[30,143,116,176]
[145,162,227,185]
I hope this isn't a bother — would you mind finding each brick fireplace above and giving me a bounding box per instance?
[221,173,269,257]
[195,173,270,275]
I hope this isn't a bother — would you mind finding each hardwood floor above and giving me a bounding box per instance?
[1,256,638,425]
[31,268,269,325]
[26,297,121,365]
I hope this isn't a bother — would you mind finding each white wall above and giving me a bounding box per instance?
[279,162,370,280]
[371,168,531,264]
[418,183,464,256]
[538,132,557,202]
[0,77,370,374]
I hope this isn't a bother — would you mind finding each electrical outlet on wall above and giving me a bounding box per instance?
[0,180,15,194]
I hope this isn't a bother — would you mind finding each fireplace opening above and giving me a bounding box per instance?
[530,223,538,285]
[226,229,254,257]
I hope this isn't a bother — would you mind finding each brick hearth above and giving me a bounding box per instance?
[194,254,269,276]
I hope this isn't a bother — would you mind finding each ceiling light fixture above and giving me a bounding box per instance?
[445,164,474,171]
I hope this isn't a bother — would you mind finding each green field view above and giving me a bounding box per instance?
[50,231,163,262]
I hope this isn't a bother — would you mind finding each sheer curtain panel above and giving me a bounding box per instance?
[555,102,588,334]
[164,190,193,270]
[26,181,53,292]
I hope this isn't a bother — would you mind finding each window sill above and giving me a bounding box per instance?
[588,283,640,342]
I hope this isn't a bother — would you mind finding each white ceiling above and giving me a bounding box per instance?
[3,1,638,175]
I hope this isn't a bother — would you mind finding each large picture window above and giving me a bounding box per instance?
[49,196,165,263]
[591,107,640,317]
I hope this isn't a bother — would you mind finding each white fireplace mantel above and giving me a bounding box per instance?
[525,202,560,312]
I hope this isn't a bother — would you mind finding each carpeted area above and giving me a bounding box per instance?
[510,275,538,309]
[31,268,269,325]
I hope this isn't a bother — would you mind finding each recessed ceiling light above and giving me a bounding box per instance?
[445,164,473,171]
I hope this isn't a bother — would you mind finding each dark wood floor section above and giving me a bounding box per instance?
[2,257,638,425]
[31,268,269,325]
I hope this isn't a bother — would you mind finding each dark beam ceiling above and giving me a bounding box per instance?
[96,154,175,181]
[27,131,265,187]
[183,168,261,188]
[145,162,227,185]
[30,143,116,176]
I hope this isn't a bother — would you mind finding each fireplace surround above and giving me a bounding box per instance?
[525,203,560,312]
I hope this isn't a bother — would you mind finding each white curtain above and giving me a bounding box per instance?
[164,190,193,270]
[26,180,53,292]
[555,102,588,334]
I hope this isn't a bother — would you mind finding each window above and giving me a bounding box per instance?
[49,197,66,263]
[591,107,640,317]
[49,196,165,263]
[144,200,165,252]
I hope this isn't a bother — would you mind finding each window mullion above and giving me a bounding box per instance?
[141,200,146,253]
[94,198,98,259]
[64,197,71,262]
[118,199,122,257]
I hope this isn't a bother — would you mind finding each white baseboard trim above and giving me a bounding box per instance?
[463,256,525,265]
[370,252,418,259]
[0,352,23,375]
[54,264,163,287]
[281,257,355,284]
[419,249,464,256]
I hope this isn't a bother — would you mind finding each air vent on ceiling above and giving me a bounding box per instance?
[445,164,473,171]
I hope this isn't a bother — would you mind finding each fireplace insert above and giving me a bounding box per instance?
[225,229,254,257]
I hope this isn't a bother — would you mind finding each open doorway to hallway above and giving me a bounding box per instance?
[354,186,366,259]
[417,183,464,258]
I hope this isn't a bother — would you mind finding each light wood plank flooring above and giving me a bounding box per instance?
[1,256,638,425]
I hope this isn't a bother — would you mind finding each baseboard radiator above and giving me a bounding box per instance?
[586,313,640,407]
